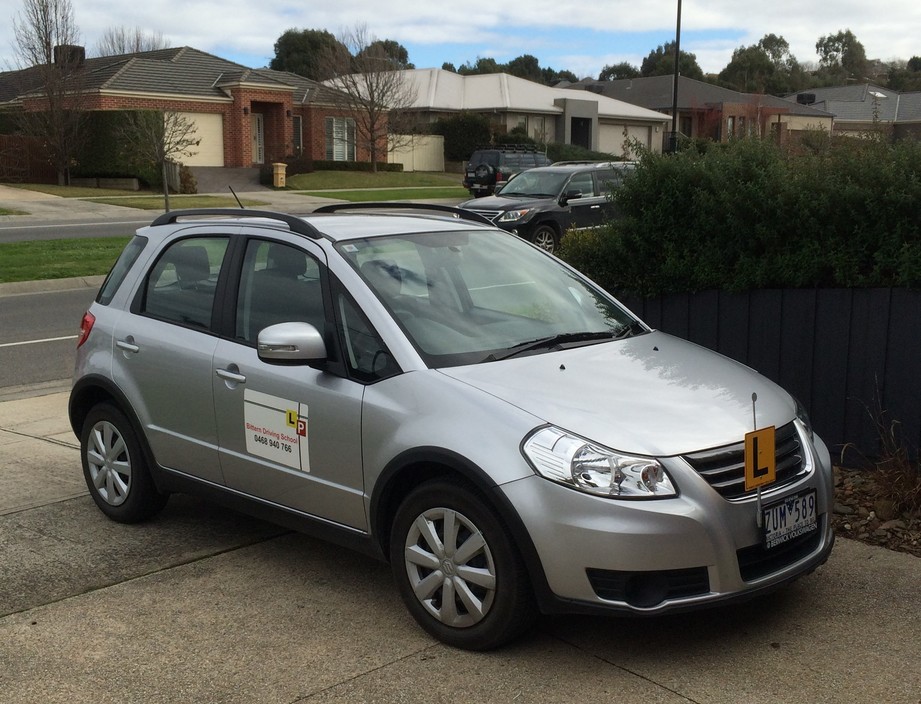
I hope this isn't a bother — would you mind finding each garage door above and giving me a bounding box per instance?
[598,123,652,158]
[177,112,224,166]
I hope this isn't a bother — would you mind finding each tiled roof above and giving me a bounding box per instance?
[786,83,921,123]
[0,46,326,106]
[566,75,832,117]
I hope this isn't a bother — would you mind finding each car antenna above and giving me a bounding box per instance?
[229,185,244,208]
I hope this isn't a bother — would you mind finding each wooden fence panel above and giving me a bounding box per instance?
[615,288,920,458]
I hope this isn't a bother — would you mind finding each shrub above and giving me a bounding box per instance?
[431,113,492,161]
[559,136,921,296]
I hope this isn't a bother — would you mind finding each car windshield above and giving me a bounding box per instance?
[498,170,569,198]
[338,230,642,367]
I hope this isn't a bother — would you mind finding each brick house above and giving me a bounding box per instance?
[564,75,834,147]
[0,45,374,171]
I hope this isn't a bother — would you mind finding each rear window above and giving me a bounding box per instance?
[468,150,499,167]
[97,235,148,306]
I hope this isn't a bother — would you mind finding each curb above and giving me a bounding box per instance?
[0,274,106,298]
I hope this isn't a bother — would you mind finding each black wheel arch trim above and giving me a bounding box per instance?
[69,375,167,492]
[369,446,557,611]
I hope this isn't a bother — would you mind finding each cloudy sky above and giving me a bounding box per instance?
[2,0,920,78]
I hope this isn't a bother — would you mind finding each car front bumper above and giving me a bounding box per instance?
[499,433,835,615]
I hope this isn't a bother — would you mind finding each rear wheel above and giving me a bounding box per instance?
[389,479,535,650]
[530,224,559,253]
[80,403,168,523]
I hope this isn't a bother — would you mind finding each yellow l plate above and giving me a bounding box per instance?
[744,426,776,491]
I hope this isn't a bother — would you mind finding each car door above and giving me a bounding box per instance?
[112,234,230,484]
[211,237,367,530]
[566,170,606,229]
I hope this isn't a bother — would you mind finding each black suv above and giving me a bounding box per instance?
[458,162,634,253]
[462,146,552,197]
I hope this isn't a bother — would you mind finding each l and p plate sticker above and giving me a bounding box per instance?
[243,389,309,472]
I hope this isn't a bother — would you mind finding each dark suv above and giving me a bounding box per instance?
[459,161,634,253]
[462,146,551,197]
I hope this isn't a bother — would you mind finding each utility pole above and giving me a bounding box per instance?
[669,0,683,152]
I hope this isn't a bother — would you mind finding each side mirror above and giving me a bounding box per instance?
[561,189,582,205]
[257,322,327,364]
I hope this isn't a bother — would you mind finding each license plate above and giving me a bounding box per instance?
[762,490,818,549]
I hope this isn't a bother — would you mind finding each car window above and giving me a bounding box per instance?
[338,230,637,367]
[568,172,596,197]
[469,151,499,167]
[142,237,229,329]
[235,240,325,344]
[500,170,569,197]
[336,292,399,382]
[98,235,147,305]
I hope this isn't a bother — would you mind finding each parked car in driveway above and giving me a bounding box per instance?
[462,145,552,197]
[458,162,634,253]
[70,204,834,651]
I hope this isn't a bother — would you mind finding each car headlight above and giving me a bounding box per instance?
[522,426,677,499]
[498,209,531,223]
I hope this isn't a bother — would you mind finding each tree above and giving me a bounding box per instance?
[118,111,199,211]
[887,58,921,92]
[816,29,868,81]
[321,24,418,171]
[441,62,457,73]
[543,67,578,84]
[719,45,775,93]
[12,0,86,185]
[640,41,704,80]
[506,54,542,83]
[599,62,639,81]
[270,28,347,81]
[457,57,502,75]
[357,39,413,69]
[93,26,169,56]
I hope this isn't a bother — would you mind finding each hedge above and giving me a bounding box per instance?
[560,136,921,296]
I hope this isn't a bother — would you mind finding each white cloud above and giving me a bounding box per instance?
[2,0,920,77]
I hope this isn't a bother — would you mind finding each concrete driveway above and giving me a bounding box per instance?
[1,390,920,704]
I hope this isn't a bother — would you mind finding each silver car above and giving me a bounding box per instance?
[70,205,834,650]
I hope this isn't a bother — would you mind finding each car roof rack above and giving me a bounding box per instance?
[312,202,493,227]
[149,209,324,240]
[472,144,546,153]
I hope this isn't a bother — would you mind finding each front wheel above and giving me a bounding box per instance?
[80,402,168,523]
[530,224,560,253]
[389,479,535,650]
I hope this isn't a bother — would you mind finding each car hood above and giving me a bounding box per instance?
[459,194,553,211]
[437,331,795,457]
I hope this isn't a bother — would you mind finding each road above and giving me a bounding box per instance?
[0,286,98,394]
[0,216,149,242]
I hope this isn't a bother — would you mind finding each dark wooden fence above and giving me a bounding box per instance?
[617,288,921,462]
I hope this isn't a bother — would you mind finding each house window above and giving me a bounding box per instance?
[292,115,303,156]
[738,116,746,137]
[325,117,356,161]
[726,116,735,140]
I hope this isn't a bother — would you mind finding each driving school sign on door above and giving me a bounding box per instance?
[243,389,310,472]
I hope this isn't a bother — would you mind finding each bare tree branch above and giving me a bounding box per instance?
[321,24,418,172]
[118,110,200,211]
[12,0,86,184]
[92,26,170,57]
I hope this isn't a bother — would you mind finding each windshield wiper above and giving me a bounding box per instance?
[483,331,618,362]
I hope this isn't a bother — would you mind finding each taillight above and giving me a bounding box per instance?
[77,311,95,348]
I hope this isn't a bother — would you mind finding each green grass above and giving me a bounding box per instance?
[286,171,460,190]
[0,237,131,283]
[91,195,268,210]
[0,207,29,215]
[300,187,468,202]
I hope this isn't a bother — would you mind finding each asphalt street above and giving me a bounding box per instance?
[2,185,921,703]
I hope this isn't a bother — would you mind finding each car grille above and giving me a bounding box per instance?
[586,567,710,607]
[464,209,501,222]
[682,421,807,500]
[737,518,824,581]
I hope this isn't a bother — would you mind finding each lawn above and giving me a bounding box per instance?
[0,237,130,283]
[90,195,268,209]
[2,183,150,198]
[0,207,29,216]
[300,187,467,201]
[286,171,461,190]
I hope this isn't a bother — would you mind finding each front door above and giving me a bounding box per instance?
[211,237,366,530]
[250,113,264,165]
